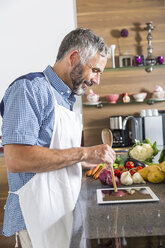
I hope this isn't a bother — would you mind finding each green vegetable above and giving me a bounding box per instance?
[113,163,120,169]
[113,154,128,168]
[144,138,158,157]
[158,146,165,163]
[143,161,157,166]
[128,138,159,162]
[115,157,122,164]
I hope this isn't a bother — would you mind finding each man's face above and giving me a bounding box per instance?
[70,53,107,96]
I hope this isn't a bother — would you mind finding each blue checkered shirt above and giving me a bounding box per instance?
[1,65,76,236]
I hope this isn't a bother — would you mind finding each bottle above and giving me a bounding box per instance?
[122,93,130,103]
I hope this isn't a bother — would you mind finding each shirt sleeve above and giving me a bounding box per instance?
[2,79,45,146]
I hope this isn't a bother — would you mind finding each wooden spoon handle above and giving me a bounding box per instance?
[110,165,118,192]
[101,128,117,192]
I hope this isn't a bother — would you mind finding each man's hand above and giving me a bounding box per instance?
[83,144,116,166]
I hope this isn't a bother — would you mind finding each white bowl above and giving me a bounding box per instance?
[87,94,99,103]
[133,92,147,102]
[152,91,164,99]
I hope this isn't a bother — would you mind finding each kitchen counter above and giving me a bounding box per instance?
[70,174,165,248]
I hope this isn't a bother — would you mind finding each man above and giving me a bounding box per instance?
[1,28,116,248]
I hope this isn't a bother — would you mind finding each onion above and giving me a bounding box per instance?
[99,169,119,187]
[112,190,125,197]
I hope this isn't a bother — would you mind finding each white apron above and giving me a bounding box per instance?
[11,79,82,248]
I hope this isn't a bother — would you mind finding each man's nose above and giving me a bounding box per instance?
[96,72,100,85]
[93,73,100,85]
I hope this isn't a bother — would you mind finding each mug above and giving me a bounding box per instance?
[152,109,159,116]
[146,109,152,117]
[140,109,146,117]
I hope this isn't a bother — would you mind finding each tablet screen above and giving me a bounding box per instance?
[97,187,159,204]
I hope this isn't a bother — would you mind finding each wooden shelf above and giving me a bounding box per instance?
[104,64,165,72]
[83,99,165,108]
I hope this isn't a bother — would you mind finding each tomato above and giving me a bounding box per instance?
[129,168,136,176]
[118,165,125,171]
[136,166,143,171]
[114,169,121,178]
[121,169,128,174]
[126,161,134,169]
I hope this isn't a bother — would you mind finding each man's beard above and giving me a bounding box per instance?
[70,63,93,96]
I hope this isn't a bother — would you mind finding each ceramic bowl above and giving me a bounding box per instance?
[133,92,147,102]
[87,94,99,103]
[152,91,164,99]
[105,94,119,104]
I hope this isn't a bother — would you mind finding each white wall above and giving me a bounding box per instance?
[0,0,82,135]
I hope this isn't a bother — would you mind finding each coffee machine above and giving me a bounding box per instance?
[109,115,142,148]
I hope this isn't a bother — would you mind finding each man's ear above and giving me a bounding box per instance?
[67,50,79,66]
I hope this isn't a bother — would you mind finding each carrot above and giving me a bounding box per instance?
[91,164,101,176]
[93,165,106,179]
[86,168,95,177]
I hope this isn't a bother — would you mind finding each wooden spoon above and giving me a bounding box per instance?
[101,128,118,192]
[101,128,113,147]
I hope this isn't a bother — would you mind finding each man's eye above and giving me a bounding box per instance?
[92,68,98,73]
[92,68,102,74]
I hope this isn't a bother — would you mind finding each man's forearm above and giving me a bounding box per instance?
[4,143,116,173]
[4,144,85,173]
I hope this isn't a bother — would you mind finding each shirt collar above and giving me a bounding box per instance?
[43,65,76,104]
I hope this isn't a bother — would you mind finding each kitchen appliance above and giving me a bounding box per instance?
[109,115,142,148]
[131,116,143,143]
[143,115,163,146]
[110,112,164,148]
[109,116,127,147]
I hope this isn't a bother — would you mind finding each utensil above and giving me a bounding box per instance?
[101,129,118,192]
[101,128,113,146]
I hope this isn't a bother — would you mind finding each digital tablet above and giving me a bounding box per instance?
[97,186,159,204]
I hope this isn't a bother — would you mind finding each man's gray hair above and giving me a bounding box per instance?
[56,28,110,64]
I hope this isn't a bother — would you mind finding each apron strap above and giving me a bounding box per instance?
[15,232,19,248]
[8,191,19,195]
